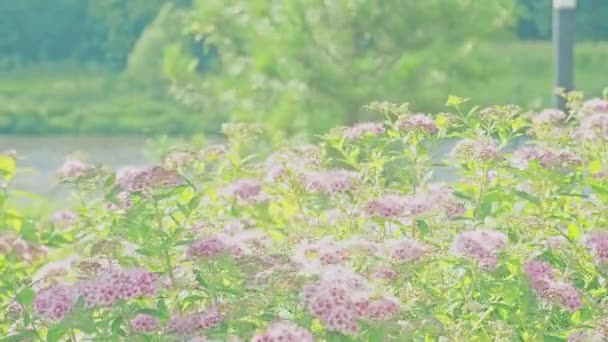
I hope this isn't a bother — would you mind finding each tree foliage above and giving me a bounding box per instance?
[517,0,608,41]
[0,0,167,69]
[172,0,516,134]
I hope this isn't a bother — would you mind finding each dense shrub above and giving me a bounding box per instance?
[3,90,608,340]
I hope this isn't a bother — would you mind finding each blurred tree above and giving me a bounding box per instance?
[517,0,608,41]
[0,0,169,69]
[170,0,516,134]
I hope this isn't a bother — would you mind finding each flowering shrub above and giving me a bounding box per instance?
[3,93,608,340]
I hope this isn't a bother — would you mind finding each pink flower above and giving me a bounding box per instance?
[293,238,350,273]
[452,138,502,162]
[303,169,357,194]
[131,314,159,333]
[343,122,385,140]
[396,114,438,134]
[57,159,93,180]
[576,113,608,141]
[533,109,566,125]
[106,192,132,212]
[300,267,373,335]
[323,306,360,335]
[582,98,608,114]
[365,296,401,320]
[512,146,581,170]
[386,238,428,263]
[34,284,78,321]
[72,266,157,308]
[454,230,507,270]
[164,150,196,170]
[117,166,184,192]
[583,231,608,264]
[251,321,314,342]
[524,261,583,312]
[187,237,231,259]
[365,195,406,218]
[165,307,223,336]
[372,267,397,281]
[223,179,263,203]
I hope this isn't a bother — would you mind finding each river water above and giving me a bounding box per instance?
[1,136,151,196]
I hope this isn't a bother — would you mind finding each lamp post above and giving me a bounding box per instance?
[553,0,576,110]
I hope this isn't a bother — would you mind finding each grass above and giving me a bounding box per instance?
[449,41,608,109]
[1,41,607,135]
[0,63,220,135]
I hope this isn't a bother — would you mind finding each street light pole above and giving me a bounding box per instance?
[553,0,576,110]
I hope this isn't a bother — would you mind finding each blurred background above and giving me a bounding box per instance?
[1,0,607,193]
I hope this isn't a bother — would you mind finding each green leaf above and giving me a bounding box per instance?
[445,95,468,108]
[0,155,16,181]
[513,190,541,206]
[46,326,68,342]
[415,219,430,235]
[589,159,602,174]
[111,316,125,336]
[567,224,581,241]
[0,331,37,342]
[156,299,170,319]
[16,286,35,306]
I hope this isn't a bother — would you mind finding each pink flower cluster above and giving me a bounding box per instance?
[365,186,465,219]
[0,232,47,263]
[34,284,78,321]
[251,321,314,342]
[187,237,232,259]
[524,261,583,312]
[34,266,157,320]
[452,138,502,162]
[76,267,157,307]
[117,166,184,192]
[454,230,508,270]
[293,238,351,274]
[576,113,608,141]
[188,229,270,261]
[223,179,264,203]
[386,238,428,263]
[365,194,406,218]
[372,266,398,281]
[511,146,582,170]
[57,159,93,180]
[583,231,608,264]
[300,266,400,335]
[165,306,223,336]
[532,109,566,125]
[343,122,385,140]
[131,313,159,333]
[164,150,196,170]
[106,191,133,212]
[265,145,323,182]
[582,98,608,114]
[396,114,438,134]
[303,169,357,194]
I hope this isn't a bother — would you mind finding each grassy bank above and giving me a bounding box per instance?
[0,64,219,135]
[1,41,607,135]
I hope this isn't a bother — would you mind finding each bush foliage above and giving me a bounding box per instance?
[2,91,608,340]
